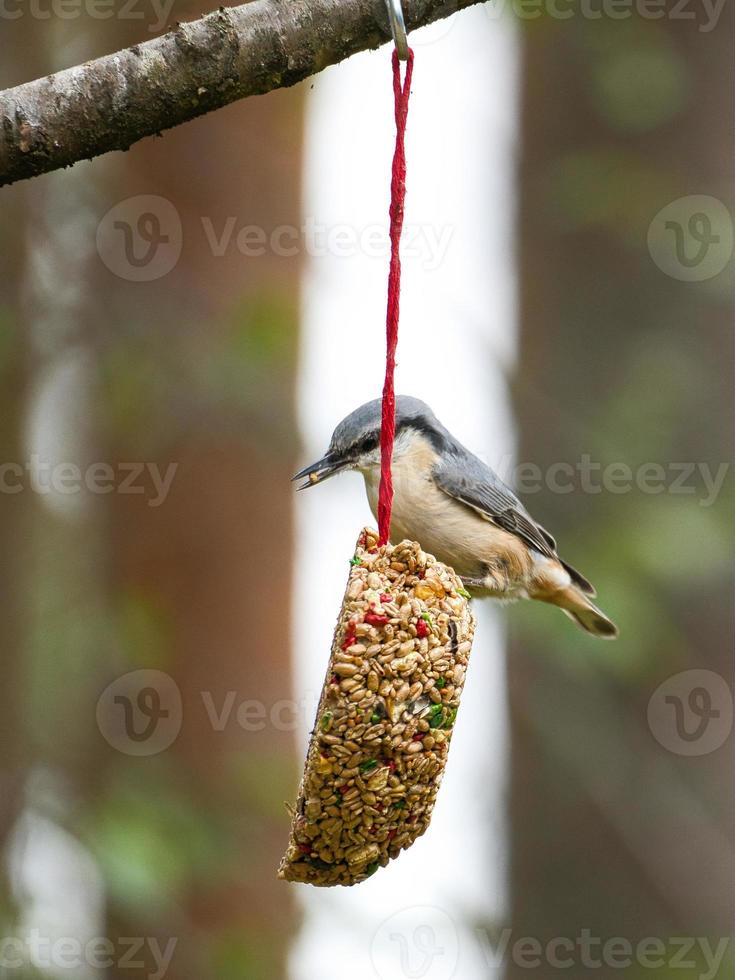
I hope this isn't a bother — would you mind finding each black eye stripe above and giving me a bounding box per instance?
[338,416,446,460]
[355,433,379,455]
[349,420,447,457]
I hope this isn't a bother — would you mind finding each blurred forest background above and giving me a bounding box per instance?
[1,0,734,978]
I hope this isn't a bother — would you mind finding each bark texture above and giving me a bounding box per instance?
[0,0,481,187]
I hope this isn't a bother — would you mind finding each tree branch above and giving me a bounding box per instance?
[0,0,484,188]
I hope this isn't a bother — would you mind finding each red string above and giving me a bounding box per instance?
[378,48,414,547]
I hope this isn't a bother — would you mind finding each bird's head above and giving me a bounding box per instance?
[293,395,448,489]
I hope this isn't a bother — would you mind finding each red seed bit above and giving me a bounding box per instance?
[330,673,340,685]
[340,632,356,651]
[387,760,397,772]
[364,611,389,627]
[380,593,392,603]
[412,733,424,741]
[415,618,429,638]
[298,843,312,854]
[387,828,397,840]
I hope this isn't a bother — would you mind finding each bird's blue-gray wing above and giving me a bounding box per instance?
[432,452,558,559]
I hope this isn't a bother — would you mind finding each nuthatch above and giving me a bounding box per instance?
[294,395,618,639]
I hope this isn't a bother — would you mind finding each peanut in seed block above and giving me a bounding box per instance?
[279,527,475,886]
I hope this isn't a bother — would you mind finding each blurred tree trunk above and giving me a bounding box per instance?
[97,24,305,977]
[0,198,27,918]
[0,19,40,923]
[1,7,303,977]
[509,9,735,972]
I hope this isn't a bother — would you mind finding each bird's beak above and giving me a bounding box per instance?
[292,453,348,490]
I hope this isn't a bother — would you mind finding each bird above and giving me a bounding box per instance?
[293,395,618,639]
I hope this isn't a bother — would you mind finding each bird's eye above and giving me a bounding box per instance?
[353,434,377,456]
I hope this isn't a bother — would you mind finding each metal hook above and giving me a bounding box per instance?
[384,0,409,61]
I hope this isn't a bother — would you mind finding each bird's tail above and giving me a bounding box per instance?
[554,586,619,639]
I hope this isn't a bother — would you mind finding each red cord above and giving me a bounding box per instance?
[378,48,414,547]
